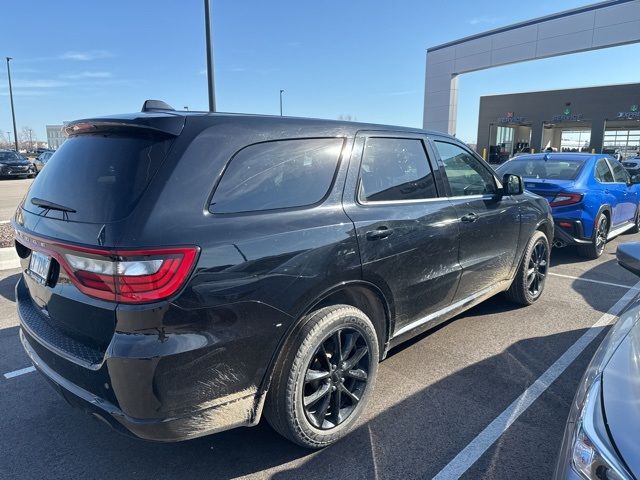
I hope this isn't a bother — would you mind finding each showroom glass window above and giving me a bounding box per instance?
[358,137,437,202]
[608,159,630,183]
[210,138,343,214]
[434,141,497,196]
[595,159,614,183]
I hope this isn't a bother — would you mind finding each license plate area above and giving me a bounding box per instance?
[28,251,52,285]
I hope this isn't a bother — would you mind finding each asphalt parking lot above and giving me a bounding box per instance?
[0,224,639,479]
[0,178,32,221]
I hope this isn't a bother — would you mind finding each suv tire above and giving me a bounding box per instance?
[504,231,550,306]
[264,305,379,448]
[577,213,608,259]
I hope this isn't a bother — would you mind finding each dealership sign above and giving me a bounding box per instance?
[617,104,640,119]
[552,107,584,122]
[498,112,526,124]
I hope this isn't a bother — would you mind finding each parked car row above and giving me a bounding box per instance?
[9,103,640,480]
[0,150,36,178]
[0,149,55,179]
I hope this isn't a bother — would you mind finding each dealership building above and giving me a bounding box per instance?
[46,124,67,150]
[475,82,640,163]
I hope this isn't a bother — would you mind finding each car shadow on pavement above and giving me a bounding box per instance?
[0,272,19,302]
[4,327,600,480]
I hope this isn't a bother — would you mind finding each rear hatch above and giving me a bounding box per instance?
[15,114,184,365]
[521,178,575,203]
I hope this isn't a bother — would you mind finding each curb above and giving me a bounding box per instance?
[0,246,19,271]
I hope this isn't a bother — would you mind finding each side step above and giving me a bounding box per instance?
[607,221,636,240]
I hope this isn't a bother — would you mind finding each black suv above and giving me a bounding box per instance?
[14,102,553,448]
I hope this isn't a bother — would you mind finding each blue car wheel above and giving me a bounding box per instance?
[578,213,609,259]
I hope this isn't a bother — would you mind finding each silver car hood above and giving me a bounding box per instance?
[602,313,640,477]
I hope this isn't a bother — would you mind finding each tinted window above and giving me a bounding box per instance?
[435,141,496,196]
[497,157,584,180]
[359,137,436,202]
[595,159,614,182]
[210,138,343,214]
[24,133,174,223]
[609,159,629,183]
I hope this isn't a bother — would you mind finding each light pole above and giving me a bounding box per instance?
[6,57,18,152]
[279,89,285,116]
[204,0,216,112]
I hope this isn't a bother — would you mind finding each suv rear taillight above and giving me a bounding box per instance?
[62,247,198,303]
[550,192,583,207]
[15,231,198,304]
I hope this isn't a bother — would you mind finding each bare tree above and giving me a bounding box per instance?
[337,114,357,122]
[20,126,35,152]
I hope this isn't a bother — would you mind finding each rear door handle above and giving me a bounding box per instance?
[366,226,394,240]
[461,212,478,223]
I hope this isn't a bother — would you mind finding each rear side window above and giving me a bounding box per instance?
[608,159,629,183]
[358,137,437,202]
[595,159,614,182]
[24,133,174,223]
[210,138,343,214]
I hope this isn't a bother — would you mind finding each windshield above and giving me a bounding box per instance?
[498,157,585,180]
[0,152,20,162]
[24,132,174,223]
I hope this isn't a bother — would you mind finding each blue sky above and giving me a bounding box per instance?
[1,0,640,144]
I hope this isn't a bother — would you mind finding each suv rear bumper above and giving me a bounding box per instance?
[16,274,264,442]
[20,328,258,442]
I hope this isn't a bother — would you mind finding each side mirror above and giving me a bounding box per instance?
[617,243,640,277]
[502,173,523,195]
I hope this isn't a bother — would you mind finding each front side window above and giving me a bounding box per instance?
[358,137,437,202]
[608,159,629,183]
[210,138,343,214]
[434,141,496,196]
[595,159,614,183]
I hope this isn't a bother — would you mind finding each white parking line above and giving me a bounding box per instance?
[432,279,640,480]
[549,272,640,290]
[3,366,35,379]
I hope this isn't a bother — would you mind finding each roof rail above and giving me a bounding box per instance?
[141,100,175,112]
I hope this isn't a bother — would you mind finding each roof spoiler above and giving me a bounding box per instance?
[141,99,175,112]
[64,115,185,138]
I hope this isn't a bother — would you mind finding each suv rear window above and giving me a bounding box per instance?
[210,138,343,214]
[24,132,174,223]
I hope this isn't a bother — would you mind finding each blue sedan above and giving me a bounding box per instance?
[497,153,640,258]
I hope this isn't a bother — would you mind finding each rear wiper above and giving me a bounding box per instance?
[31,197,77,213]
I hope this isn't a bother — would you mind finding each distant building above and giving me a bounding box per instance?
[46,124,67,150]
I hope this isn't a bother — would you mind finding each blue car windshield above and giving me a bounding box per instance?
[499,158,584,180]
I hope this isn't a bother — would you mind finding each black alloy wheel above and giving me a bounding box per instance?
[527,240,548,298]
[504,230,550,305]
[264,304,379,448]
[595,215,608,256]
[303,328,370,430]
